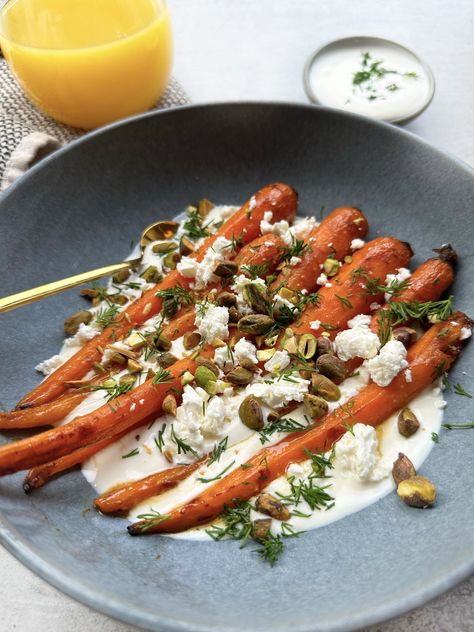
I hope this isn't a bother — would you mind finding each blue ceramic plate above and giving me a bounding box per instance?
[0,103,473,632]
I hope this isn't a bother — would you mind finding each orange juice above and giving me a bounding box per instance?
[0,0,173,129]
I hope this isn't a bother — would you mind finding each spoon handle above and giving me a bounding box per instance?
[0,260,136,314]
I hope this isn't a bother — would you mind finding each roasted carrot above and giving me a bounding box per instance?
[235,234,286,274]
[271,207,368,291]
[95,460,204,514]
[130,313,472,534]
[17,183,297,409]
[290,236,413,338]
[0,357,202,476]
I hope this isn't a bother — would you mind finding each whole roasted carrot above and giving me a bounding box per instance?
[17,183,297,410]
[130,313,472,534]
[271,207,368,291]
[290,236,413,338]
[0,357,200,476]
[95,460,204,514]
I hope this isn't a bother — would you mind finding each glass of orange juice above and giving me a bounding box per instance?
[0,0,173,129]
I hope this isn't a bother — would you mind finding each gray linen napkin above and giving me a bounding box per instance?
[0,58,190,190]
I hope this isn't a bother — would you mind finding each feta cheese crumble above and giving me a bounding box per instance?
[460,327,472,341]
[63,323,100,348]
[234,338,258,365]
[365,340,408,387]
[384,267,411,302]
[35,354,65,376]
[195,303,229,344]
[264,350,291,374]
[246,375,309,409]
[177,236,233,290]
[334,315,380,361]
[350,238,365,250]
[335,423,389,482]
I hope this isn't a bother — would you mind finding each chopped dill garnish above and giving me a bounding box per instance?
[121,447,140,459]
[207,436,229,465]
[431,432,439,443]
[352,51,418,101]
[156,284,194,315]
[335,294,352,309]
[154,426,166,452]
[277,476,334,511]
[182,206,212,241]
[303,448,334,478]
[197,460,235,483]
[152,367,172,385]
[453,383,472,398]
[133,509,169,533]
[240,262,269,279]
[253,534,284,566]
[259,416,310,444]
[280,237,309,262]
[170,424,198,457]
[86,380,134,402]
[94,304,120,329]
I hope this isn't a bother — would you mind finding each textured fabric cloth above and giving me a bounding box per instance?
[0,57,190,189]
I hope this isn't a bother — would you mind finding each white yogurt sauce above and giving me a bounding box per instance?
[308,39,433,121]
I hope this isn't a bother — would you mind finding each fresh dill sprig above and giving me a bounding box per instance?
[240,262,269,279]
[182,206,212,241]
[170,425,199,456]
[134,509,169,533]
[94,304,120,329]
[156,284,194,315]
[259,416,310,444]
[197,460,235,483]
[152,367,172,385]
[205,500,253,545]
[86,380,134,402]
[442,421,474,430]
[154,425,166,452]
[253,534,284,566]
[352,51,418,101]
[350,267,409,297]
[303,448,334,478]
[453,383,472,398]
[385,296,454,325]
[296,290,320,310]
[280,237,309,262]
[335,294,353,309]
[207,436,229,465]
[121,447,140,459]
[277,476,335,511]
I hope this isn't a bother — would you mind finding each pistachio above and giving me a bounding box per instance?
[112,268,131,284]
[101,378,117,390]
[147,220,179,240]
[242,284,271,314]
[397,407,420,437]
[264,332,279,348]
[392,327,417,349]
[80,287,100,299]
[256,348,276,362]
[315,336,333,357]
[214,260,238,278]
[106,343,139,360]
[344,255,353,263]
[304,393,329,419]
[197,198,215,219]
[267,411,280,424]
[140,265,163,284]
[104,351,127,367]
[64,310,92,336]
[252,518,272,542]
[397,475,436,508]
[239,395,264,430]
[279,287,298,304]
[195,357,220,376]
[238,314,275,335]
[183,331,201,350]
[119,374,137,388]
[228,306,240,323]
[127,358,143,374]
[92,362,106,374]
[311,374,341,401]
[110,294,128,306]
[195,365,217,391]
[158,352,178,368]
[281,329,298,354]
[255,493,290,521]
[152,241,177,254]
[316,353,347,384]
[162,393,178,416]
[298,333,317,359]
[163,251,181,270]
[240,358,259,372]
[180,370,195,386]
[162,298,179,318]
[126,332,146,350]
[146,368,156,381]
[216,292,237,307]
[151,332,172,352]
[392,452,417,485]
[323,257,341,277]
[227,367,254,385]
[179,235,195,256]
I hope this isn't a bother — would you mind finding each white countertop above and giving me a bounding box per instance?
[1,0,473,630]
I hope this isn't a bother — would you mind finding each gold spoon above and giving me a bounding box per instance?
[0,220,179,314]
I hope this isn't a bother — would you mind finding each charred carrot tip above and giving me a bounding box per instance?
[433,243,458,266]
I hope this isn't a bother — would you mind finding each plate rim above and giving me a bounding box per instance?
[0,100,473,632]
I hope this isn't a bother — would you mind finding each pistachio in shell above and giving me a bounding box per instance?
[252,518,272,542]
[227,367,254,385]
[112,268,131,284]
[228,306,240,323]
[119,374,137,388]
[195,365,217,391]
[195,356,220,376]
[392,452,417,485]
[298,333,317,359]
[316,353,347,384]
[239,395,264,430]
[183,331,202,350]
[127,358,143,374]
[242,283,271,314]
[398,407,420,437]
[140,265,163,284]
[392,327,417,349]
[163,251,181,270]
[304,393,329,419]
[64,310,92,336]
[150,332,172,352]
[311,373,341,401]
[255,493,290,521]
[238,314,275,335]
[315,336,333,357]
[397,475,436,508]
[214,260,238,278]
